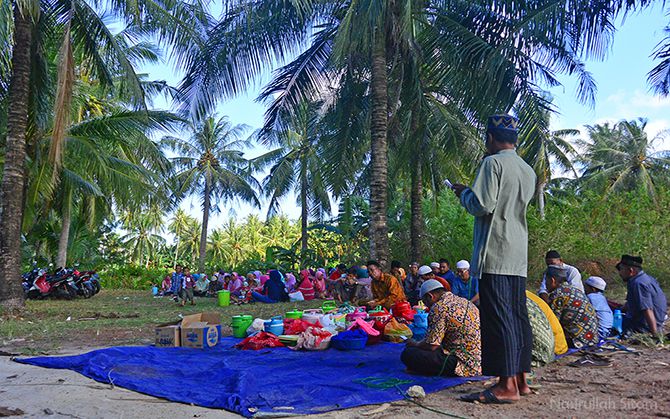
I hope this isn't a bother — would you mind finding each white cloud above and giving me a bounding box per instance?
[630,91,670,109]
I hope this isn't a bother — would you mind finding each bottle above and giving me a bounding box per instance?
[612,309,623,335]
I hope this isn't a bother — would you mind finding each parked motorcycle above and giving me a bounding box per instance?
[22,264,101,300]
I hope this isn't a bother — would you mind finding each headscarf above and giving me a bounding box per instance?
[313,270,326,293]
[285,273,297,293]
[253,270,262,281]
[300,270,310,282]
[260,274,270,286]
[229,275,243,293]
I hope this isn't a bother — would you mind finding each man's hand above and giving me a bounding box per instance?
[367,299,378,308]
[452,184,467,198]
[405,338,419,347]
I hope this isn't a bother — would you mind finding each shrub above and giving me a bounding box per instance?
[99,265,170,290]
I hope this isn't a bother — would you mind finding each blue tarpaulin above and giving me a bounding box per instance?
[16,338,483,417]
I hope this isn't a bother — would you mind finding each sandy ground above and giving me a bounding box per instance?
[1,342,669,419]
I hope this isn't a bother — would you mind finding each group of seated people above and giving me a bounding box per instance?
[158,251,667,378]
[402,251,667,378]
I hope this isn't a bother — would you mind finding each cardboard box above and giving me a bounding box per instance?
[180,312,221,349]
[155,324,181,347]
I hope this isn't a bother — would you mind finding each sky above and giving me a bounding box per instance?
[139,5,670,233]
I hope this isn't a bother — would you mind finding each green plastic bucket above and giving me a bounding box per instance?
[286,310,303,319]
[217,290,230,307]
[232,315,253,338]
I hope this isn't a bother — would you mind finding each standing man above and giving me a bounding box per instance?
[169,264,184,300]
[454,115,536,404]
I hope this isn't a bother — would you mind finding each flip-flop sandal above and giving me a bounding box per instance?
[520,389,539,396]
[568,355,612,368]
[460,389,515,404]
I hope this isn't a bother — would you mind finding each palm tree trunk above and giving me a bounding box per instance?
[537,181,546,220]
[56,193,72,268]
[369,31,390,268]
[0,8,33,311]
[300,161,309,255]
[173,234,180,269]
[410,155,423,262]
[198,176,211,273]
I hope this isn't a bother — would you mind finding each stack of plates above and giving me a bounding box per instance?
[278,334,299,347]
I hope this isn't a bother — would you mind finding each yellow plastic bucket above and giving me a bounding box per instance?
[218,290,230,307]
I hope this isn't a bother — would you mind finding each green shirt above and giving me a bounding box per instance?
[460,149,536,277]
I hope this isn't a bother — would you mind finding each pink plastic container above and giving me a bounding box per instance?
[346,306,368,322]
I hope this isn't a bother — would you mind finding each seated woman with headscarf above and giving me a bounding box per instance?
[194,273,210,296]
[298,270,315,301]
[228,274,244,297]
[285,273,297,294]
[313,269,328,299]
[251,270,289,303]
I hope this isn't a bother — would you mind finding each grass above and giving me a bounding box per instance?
[0,290,323,354]
[1,275,634,355]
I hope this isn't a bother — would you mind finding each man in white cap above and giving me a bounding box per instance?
[400,280,481,377]
[584,276,613,340]
[419,265,451,292]
[451,260,479,304]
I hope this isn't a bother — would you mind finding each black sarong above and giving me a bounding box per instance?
[479,273,532,376]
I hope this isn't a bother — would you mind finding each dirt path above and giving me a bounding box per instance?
[1,343,669,419]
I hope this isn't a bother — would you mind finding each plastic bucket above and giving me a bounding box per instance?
[322,300,338,312]
[151,286,158,296]
[218,290,230,307]
[286,310,303,319]
[232,315,253,338]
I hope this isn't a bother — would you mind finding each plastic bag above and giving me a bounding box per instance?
[291,326,333,351]
[247,318,267,336]
[288,291,304,302]
[235,331,285,350]
[284,318,316,335]
[384,317,413,343]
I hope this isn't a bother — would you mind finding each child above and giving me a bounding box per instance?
[160,275,172,295]
[179,267,196,306]
[584,276,613,340]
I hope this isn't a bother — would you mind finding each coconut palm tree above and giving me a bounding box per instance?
[0,0,211,309]
[578,118,670,197]
[121,212,165,267]
[516,97,579,219]
[186,0,621,267]
[254,101,331,254]
[162,116,260,272]
[168,208,193,268]
[0,0,36,311]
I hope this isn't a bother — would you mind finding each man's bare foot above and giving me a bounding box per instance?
[516,373,531,395]
[474,377,520,402]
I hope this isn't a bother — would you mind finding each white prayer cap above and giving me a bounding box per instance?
[456,260,470,270]
[584,276,607,291]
